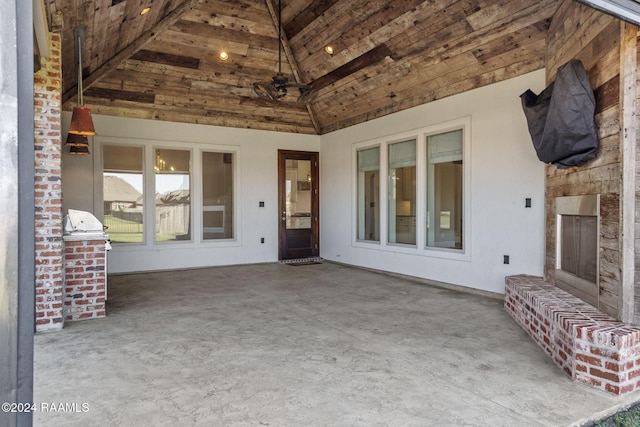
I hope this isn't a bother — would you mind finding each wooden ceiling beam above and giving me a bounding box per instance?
[264,0,321,134]
[283,0,340,39]
[131,50,201,69]
[63,0,202,104]
[310,44,393,90]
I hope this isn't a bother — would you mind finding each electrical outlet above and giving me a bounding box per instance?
[525,198,532,208]
[259,201,265,207]
[504,255,510,264]
[260,237,264,244]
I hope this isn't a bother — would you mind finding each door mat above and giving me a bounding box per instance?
[288,261,322,266]
[280,257,323,266]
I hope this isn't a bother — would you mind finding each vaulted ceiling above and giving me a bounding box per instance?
[47,0,560,135]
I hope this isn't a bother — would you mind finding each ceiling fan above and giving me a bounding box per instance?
[252,0,317,104]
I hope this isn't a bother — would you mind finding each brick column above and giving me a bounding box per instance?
[62,237,107,321]
[34,33,64,331]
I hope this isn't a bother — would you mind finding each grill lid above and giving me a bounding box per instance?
[64,209,105,235]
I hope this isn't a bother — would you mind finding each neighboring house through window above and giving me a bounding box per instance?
[103,145,144,243]
[154,148,191,242]
[101,140,237,246]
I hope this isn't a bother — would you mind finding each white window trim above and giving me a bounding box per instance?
[152,145,193,246]
[94,136,242,251]
[97,142,146,246]
[200,149,236,242]
[353,142,382,245]
[352,139,384,247]
[351,116,471,262]
[387,137,418,248]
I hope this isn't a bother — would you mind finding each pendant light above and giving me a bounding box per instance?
[252,0,317,104]
[65,133,89,147]
[69,144,91,155]
[68,26,95,138]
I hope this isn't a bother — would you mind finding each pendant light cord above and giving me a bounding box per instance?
[278,0,282,75]
[77,33,84,106]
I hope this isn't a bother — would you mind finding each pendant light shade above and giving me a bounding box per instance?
[69,144,90,155]
[68,106,95,136]
[65,132,89,147]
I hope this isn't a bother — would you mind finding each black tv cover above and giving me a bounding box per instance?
[520,59,598,168]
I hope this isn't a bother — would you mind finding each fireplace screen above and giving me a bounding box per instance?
[555,195,599,307]
[560,215,597,283]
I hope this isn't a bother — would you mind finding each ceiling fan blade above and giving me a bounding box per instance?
[251,0,314,104]
[297,85,318,104]
[253,81,281,101]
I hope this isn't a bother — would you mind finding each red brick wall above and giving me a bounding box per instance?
[63,238,106,321]
[506,275,640,395]
[34,33,64,331]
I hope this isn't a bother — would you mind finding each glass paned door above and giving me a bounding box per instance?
[278,150,319,260]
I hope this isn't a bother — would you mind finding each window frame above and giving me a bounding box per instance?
[94,136,241,250]
[153,146,193,245]
[355,145,381,243]
[387,138,417,247]
[201,150,235,241]
[351,116,471,261]
[101,143,146,245]
[353,141,383,247]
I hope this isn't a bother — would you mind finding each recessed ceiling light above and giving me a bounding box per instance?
[219,51,229,61]
[140,7,151,15]
[324,46,335,56]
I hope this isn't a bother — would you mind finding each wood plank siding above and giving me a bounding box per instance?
[51,0,559,134]
[544,0,640,321]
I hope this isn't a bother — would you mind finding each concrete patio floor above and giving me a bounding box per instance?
[34,262,640,426]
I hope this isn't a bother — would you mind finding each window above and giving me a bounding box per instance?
[356,147,380,241]
[103,145,144,243]
[101,140,238,247]
[426,129,463,249]
[353,117,469,257]
[285,159,312,229]
[155,148,191,242]
[388,139,416,245]
[202,152,234,239]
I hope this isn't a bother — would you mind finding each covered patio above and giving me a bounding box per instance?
[33,263,637,426]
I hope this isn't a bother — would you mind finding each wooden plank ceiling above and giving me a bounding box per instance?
[48,0,560,135]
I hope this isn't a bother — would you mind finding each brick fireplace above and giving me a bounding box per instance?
[505,1,640,395]
[542,3,636,322]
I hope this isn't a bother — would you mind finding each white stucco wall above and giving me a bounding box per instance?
[319,69,546,294]
[62,114,321,273]
[62,69,546,291]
